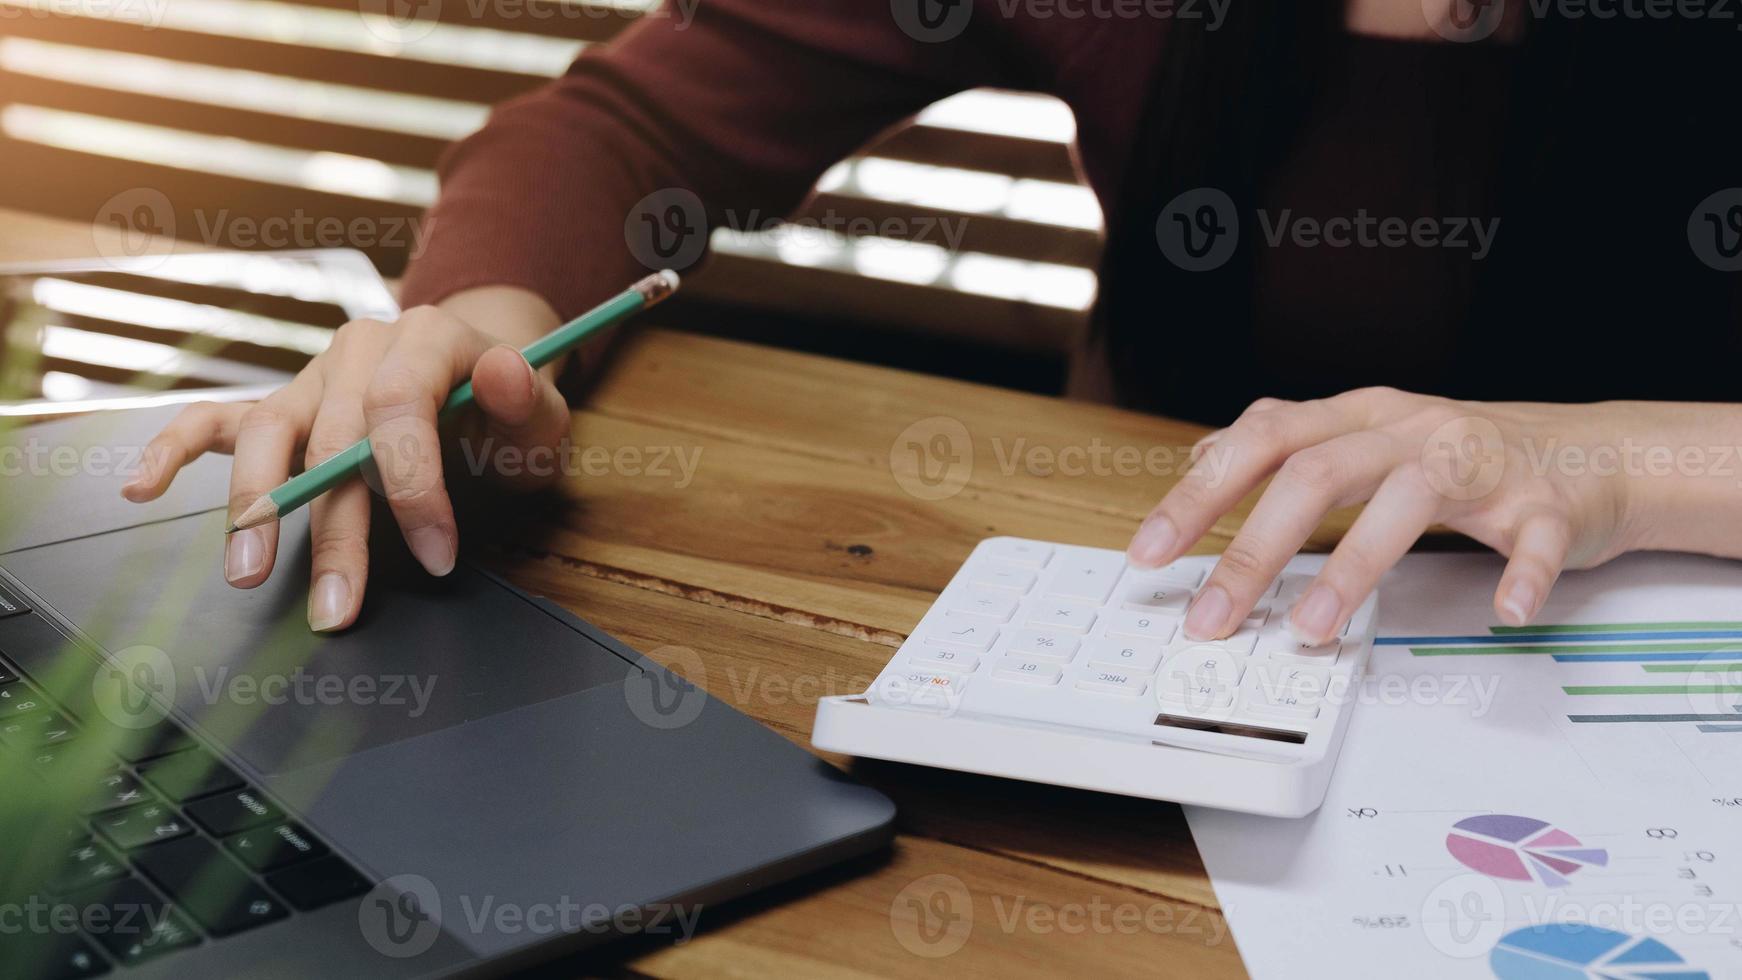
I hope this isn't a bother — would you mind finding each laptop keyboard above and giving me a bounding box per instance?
[0,596,372,978]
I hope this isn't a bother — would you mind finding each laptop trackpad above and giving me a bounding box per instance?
[0,509,634,775]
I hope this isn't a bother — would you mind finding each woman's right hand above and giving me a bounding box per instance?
[120,286,573,632]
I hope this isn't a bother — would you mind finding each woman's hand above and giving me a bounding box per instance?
[120,286,573,633]
[1124,388,1719,645]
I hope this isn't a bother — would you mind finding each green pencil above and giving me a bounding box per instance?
[227,270,679,533]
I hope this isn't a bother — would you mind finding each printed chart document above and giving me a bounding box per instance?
[1187,552,1742,980]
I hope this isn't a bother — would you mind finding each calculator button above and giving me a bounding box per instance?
[983,539,1054,568]
[1162,647,1245,688]
[1156,676,1236,709]
[1086,639,1165,674]
[1142,564,1204,588]
[873,671,966,709]
[994,658,1062,685]
[944,588,1018,622]
[1102,609,1177,645]
[1119,581,1193,614]
[1257,664,1330,702]
[964,563,1037,593]
[927,621,998,651]
[1265,639,1342,665]
[909,648,981,673]
[1245,685,1322,720]
[1271,573,1313,598]
[1197,628,1259,657]
[1007,629,1079,662]
[1026,606,1097,634]
[1075,670,1148,697]
[1043,554,1124,604]
[1243,606,1270,629]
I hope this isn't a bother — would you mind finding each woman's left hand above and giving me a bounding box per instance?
[1125,387,1697,645]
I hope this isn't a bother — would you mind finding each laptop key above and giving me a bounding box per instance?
[185,788,284,837]
[133,836,290,937]
[226,822,328,873]
[0,683,45,716]
[110,725,194,764]
[78,878,200,965]
[266,856,371,911]
[49,837,129,896]
[93,801,192,850]
[0,584,28,618]
[85,771,154,814]
[138,750,243,802]
[0,709,77,747]
[1,932,110,980]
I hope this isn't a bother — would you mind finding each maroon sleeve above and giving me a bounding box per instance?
[400,0,1024,320]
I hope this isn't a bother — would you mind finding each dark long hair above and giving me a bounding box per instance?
[1096,5,1742,422]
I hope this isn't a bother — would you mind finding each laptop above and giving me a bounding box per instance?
[0,253,896,978]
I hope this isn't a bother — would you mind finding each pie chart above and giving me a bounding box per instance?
[1446,814,1609,888]
[1490,925,1710,980]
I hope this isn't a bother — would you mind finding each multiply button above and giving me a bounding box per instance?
[1026,606,1096,634]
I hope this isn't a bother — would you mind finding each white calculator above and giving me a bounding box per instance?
[811,537,1376,817]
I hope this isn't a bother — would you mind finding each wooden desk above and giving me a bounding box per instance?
[5,209,1367,978]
